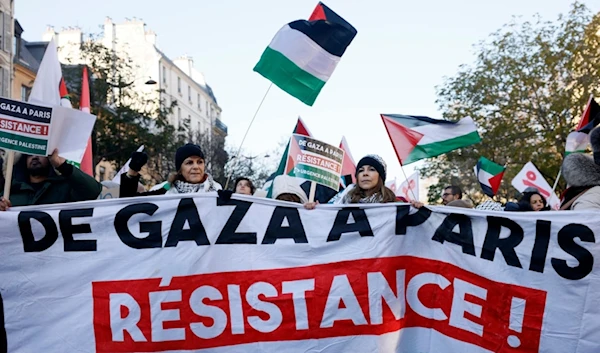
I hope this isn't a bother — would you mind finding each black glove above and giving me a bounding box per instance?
[218,189,234,202]
[129,151,148,172]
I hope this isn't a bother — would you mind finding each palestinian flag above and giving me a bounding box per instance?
[339,136,356,187]
[264,117,312,197]
[565,131,589,155]
[253,2,357,106]
[474,157,505,197]
[565,96,600,155]
[381,114,481,165]
[576,95,600,133]
[59,78,72,108]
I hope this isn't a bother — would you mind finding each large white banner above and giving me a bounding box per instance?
[0,194,599,352]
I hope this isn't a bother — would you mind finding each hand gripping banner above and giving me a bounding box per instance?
[0,194,599,352]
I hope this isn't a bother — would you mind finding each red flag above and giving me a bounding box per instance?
[79,66,94,176]
[339,136,356,184]
[381,114,424,165]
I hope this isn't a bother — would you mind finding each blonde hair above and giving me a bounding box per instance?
[347,178,396,203]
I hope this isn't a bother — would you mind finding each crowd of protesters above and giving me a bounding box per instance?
[1,125,600,212]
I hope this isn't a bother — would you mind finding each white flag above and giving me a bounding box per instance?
[385,178,397,193]
[511,162,560,209]
[29,39,62,106]
[28,39,95,163]
[112,145,145,184]
[397,171,419,201]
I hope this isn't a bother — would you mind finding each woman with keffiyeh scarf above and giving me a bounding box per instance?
[119,143,222,198]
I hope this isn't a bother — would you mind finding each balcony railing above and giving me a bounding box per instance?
[214,118,228,134]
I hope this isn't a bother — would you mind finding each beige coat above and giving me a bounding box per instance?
[571,186,600,210]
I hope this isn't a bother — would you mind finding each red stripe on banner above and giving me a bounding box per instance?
[93,256,546,352]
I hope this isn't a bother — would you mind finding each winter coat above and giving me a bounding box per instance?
[119,173,222,198]
[0,161,102,207]
[561,153,600,210]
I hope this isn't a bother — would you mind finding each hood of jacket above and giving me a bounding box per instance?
[562,153,600,187]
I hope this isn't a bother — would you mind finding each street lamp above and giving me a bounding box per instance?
[106,77,157,88]
[231,154,270,160]
[105,76,157,105]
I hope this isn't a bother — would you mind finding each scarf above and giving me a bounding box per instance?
[167,174,219,194]
[341,190,384,204]
[560,185,592,210]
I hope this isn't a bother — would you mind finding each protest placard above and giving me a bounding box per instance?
[0,97,54,155]
[0,97,96,162]
[284,134,344,191]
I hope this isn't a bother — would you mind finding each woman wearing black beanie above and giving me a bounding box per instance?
[120,143,222,197]
[329,154,396,204]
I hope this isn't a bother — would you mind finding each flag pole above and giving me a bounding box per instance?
[398,165,418,201]
[225,83,273,189]
[2,151,15,200]
[551,169,561,195]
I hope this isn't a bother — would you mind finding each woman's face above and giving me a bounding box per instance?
[180,156,205,184]
[235,180,252,195]
[357,165,379,191]
[530,194,545,211]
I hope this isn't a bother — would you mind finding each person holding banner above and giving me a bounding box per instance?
[0,149,102,211]
[120,143,222,197]
[329,155,396,204]
[234,177,256,196]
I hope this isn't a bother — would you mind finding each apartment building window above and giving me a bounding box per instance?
[0,12,4,52]
[0,67,8,97]
[162,66,167,85]
[205,101,209,117]
[188,85,191,102]
[1,13,9,53]
[21,85,31,102]
[197,93,201,110]
[177,77,181,94]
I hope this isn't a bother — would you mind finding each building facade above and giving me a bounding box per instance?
[12,20,45,102]
[43,17,225,138]
[42,18,225,181]
[0,0,13,99]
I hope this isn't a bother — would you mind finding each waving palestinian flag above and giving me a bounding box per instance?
[253,2,357,106]
[381,114,481,165]
[565,95,600,155]
[474,157,505,197]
